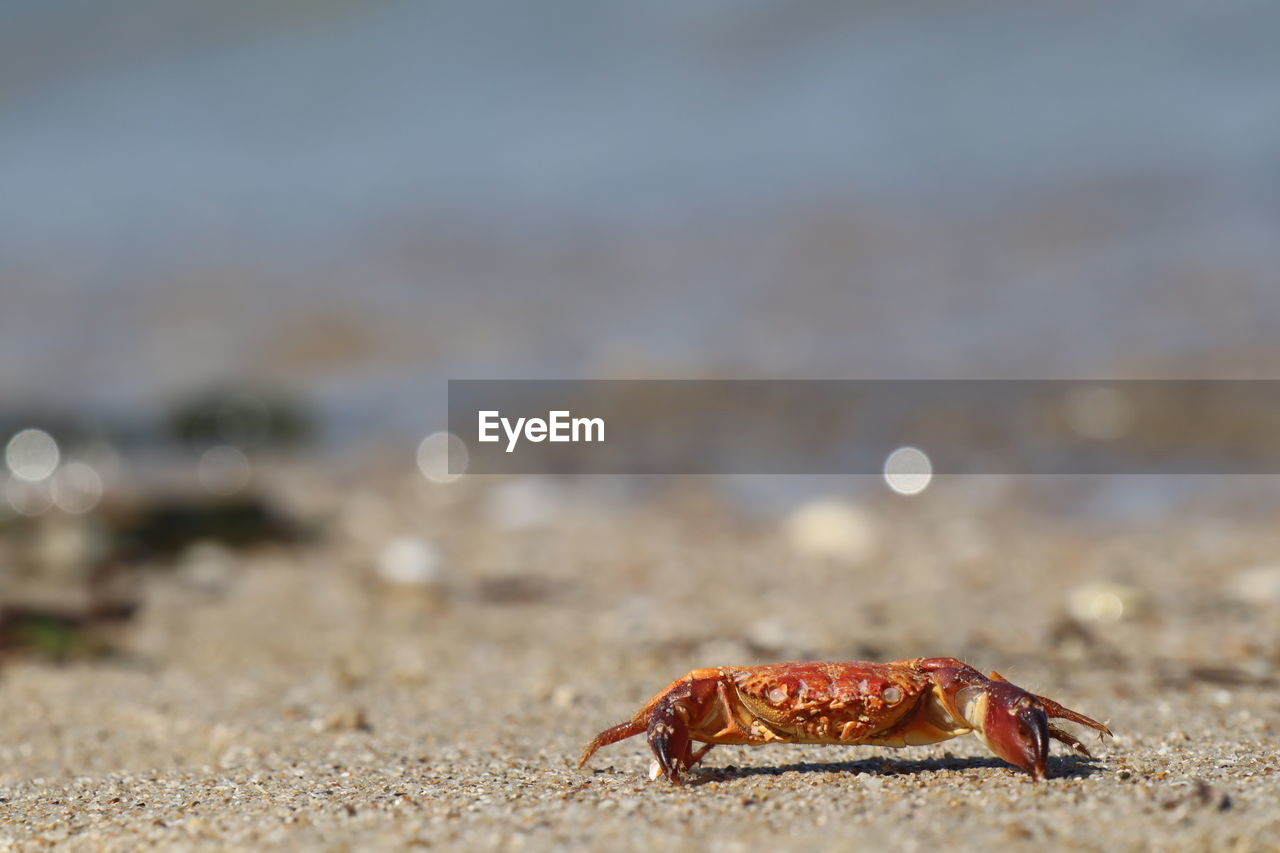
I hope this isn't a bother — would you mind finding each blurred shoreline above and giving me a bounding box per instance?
[4,1,1280,432]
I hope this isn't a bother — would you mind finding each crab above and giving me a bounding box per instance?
[579,658,1111,783]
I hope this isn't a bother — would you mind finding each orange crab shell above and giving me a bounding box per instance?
[724,661,927,743]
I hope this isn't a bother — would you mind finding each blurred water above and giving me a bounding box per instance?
[2,0,1279,438]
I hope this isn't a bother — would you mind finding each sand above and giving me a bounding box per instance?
[2,469,1278,851]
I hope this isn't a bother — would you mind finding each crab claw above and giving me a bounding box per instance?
[977,684,1052,779]
[920,658,1112,780]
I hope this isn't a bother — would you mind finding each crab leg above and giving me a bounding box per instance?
[1047,724,1093,757]
[579,669,729,784]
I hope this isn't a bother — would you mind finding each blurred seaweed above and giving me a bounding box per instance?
[0,601,136,662]
[166,389,314,450]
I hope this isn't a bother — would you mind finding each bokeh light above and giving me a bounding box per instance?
[417,432,468,483]
[5,428,60,482]
[5,476,54,516]
[883,446,932,496]
[197,445,253,495]
[50,461,105,515]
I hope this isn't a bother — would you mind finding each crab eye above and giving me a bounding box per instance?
[882,686,903,705]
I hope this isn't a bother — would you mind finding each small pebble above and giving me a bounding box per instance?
[782,499,877,562]
[376,536,442,586]
[1225,565,1280,606]
[1067,581,1142,624]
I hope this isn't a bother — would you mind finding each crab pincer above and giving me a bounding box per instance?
[579,658,1111,784]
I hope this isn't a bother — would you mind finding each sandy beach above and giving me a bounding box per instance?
[2,466,1277,851]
